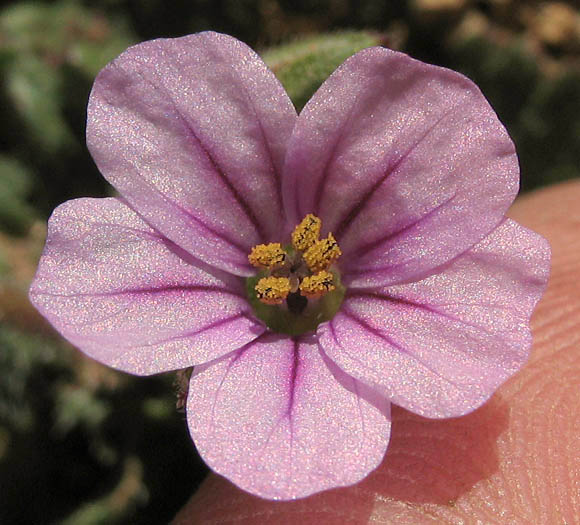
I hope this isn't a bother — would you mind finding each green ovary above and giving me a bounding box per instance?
[246,272,345,336]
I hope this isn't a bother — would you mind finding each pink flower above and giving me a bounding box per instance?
[29,32,550,500]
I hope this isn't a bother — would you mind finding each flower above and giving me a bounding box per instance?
[29,32,550,500]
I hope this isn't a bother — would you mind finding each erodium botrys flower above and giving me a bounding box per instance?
[29,32,550,500]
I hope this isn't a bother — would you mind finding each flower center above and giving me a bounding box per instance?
[246,214,345,335]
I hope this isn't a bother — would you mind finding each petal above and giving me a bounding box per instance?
[87,32,296,276]
[29,198,264,375]
[283,46,519,287]
[319,220,550,418]
[187,334,391,500]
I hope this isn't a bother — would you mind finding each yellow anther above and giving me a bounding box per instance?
[255,276,292,305]
[248,243,287,269]
[292,214,322,252]
[299,270,335,299]
[303,233,342,272]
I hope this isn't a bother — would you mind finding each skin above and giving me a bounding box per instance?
[173,180,580,524]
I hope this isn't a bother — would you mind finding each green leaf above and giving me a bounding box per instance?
[5,54,75,152]
[263,31,382,111]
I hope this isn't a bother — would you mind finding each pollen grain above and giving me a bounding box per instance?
[291,214,322,252]
[248,243,287,269]
[254,276,292,305]
[303,233,342,272]
[299,271,336,299]
[249,214,342,307]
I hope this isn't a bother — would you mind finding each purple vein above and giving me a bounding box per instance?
[210,332,268,437]
[234,75,285,219]
[334,109,456,242]
[286,339,301,418]
[352,380,366,454]
[126,312,250,349]
[256,415,286,458]
[246,338,300,466]
[328,321,385,380]
[309,102,361,218]
[349,291,506,339]
[340,307,466,390]
[110,68,250,254]
[254,116,284,218]
[131,67,266,244]
[70,221,162,243]
[285,339,300,483]
[36,284,244,300]
[57,303,137,330]
[351,192,457,262]
[180,121,266,242]
[127,162,249,254]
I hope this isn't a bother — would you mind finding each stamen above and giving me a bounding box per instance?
[299,270,335,299]
[303,233,342,272]
[255,276,292,305]
[247,214,343,319]
[248,243,287,269]
[292,214,321,252]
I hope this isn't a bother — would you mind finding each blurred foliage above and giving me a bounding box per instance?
[0,1,134,230]
[263,31,382,110]
[0,155,36,234]
[0,0,579,523]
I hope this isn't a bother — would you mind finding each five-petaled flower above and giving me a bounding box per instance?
[29,32,550,500]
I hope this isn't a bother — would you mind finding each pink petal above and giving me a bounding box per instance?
[29,198,264,375]
[87,32,296,276]
[187,334,391,500]
[283,46,519,288]
[319,220,550,418]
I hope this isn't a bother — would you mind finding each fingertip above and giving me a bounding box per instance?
[175,181,580,524]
